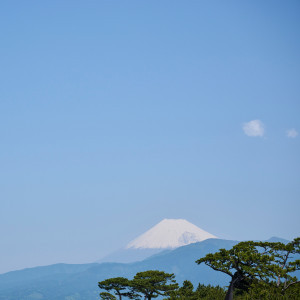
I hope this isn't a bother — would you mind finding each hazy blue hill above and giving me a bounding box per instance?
[0,237,297,300]
[135,238,237,285]
[0,263,98,289]
[266,236,290,243]
[0,238,237,300]
[98,248,164,264]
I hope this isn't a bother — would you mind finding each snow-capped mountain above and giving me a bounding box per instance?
[98,219,217,263]
[126,218,217,249]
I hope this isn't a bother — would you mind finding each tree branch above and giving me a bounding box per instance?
[283,280,300,291]
[205,263,233,278]
[277,250,291,286]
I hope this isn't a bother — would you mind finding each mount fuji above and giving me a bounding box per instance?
[127,219,217,249]
[98,219,216,263]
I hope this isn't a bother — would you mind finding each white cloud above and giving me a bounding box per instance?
[286,128,298,138]
[243,120,265,137]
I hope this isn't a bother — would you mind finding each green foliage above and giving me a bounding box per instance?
[165,281,226,300]
[232,281,300,300]
[166,280,196,299]
[196,237,300,299]
[196,283,226,299]
[131,270,178,299]
[196,241,277,282]
[271,237,300,290]
[98,277,135,299]
[98,271,178,300]
[178,280,196,299]
[100,292,117,300]
[98,238,299,300]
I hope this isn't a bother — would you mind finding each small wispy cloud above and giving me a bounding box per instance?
[286,128,298,138]
[243,120,265,137]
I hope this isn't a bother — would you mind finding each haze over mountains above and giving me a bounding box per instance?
[99,219,216,263]
[0,238,238,300]
[0,237,294,300]
[0,219,297,300]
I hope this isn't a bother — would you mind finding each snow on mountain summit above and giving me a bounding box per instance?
[126,219,217,249]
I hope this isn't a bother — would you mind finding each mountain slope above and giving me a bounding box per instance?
[0,238,236,300]
[126,219,217,249]
[98,218,217,264]
[98,248,164,264]
[1,237,297,300]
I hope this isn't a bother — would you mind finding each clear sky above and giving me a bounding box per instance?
[0,0,299,274]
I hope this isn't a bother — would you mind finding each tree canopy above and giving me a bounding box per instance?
[98,277,135,300]
[196,238,300,300]
[98,238,299,300]
[131,270,178,300]
[167,280,226,300]
[98,270,178,300]
[100,292,117,300]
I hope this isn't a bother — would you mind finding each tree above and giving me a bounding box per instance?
[100,292,117,300]
[195,283,226,299]
[272,237,300,291]
[166,281,226,300]
[166,280,197,299]
[131,270,178,300]
[98,277,136,300]
[177,280,195,299]
[196,238,300,300]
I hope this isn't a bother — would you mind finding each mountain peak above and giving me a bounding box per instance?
[126,219,217,249]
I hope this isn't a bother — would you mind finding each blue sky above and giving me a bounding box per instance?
[0,0,299,274]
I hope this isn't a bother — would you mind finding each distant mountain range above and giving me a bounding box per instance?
[0,220,296,300]
[0,237,294,300]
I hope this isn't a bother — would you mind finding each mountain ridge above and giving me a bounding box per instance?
[1,237,295,300]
